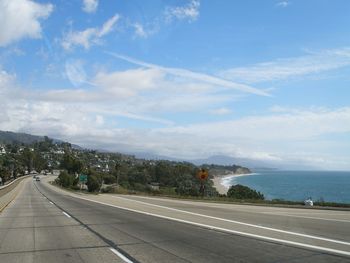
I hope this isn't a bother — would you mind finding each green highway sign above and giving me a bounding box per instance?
[79,174,87,183]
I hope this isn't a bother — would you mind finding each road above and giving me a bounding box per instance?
[0,176,349,263]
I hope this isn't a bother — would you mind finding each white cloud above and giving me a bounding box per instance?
[165,0,200,22]
[93,68,165,98]
[0,0,53,47]
[164,107,350,141]
[82,0,98,13]
[65,60,88,86]
[2,59,350,170]
[276,1,290,8]
[210,107,232,115]
[61,14,120,50]
[220,47,350,83]
[131,23,158,39]
[98,14,119,37]
[133,23,147,38]
[108,53,269,96]
[0,69,16,89]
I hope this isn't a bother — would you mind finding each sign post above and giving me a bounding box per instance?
[197,168,208,196]
[79,174,87,190]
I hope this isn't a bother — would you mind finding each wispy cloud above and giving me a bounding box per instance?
[220,47,350,83]
[2,66,350,169]
[65,60,89,86]
[82,0,98,13]
[61,14,120,50]
[164,0,200,22]
[131,0,201,39]
[131,22,159,39]
[276,1,290,8]
[210,107,232,115]
[108,53,269,96]
[132,23,148,38]
[0,0,53,47]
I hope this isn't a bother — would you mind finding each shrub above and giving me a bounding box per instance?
[87,175,101,192]
[227,184,264,200]
[58,171,75,188]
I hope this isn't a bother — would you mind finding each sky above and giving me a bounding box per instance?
[0,0,350,170]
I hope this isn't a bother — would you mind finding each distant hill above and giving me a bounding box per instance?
[188,155,274,169]
[0,130,82,149]
[0,130,45,145]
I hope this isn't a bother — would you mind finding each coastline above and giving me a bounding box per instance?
[212,173,256,195]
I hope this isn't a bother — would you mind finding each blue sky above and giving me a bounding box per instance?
[1,0,350,170]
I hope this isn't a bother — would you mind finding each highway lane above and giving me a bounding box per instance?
[0,178,127,263]
[31,175,349,262]
[111,194,350,242]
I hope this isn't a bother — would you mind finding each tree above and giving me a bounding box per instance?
[87,175,100,192]
[33,151,47,172]
[58,171,75,188]
[227,184,264,200]
[60,152,83,174]
[20,148,33,172]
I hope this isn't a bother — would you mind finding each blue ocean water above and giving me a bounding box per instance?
[224,170,350,203]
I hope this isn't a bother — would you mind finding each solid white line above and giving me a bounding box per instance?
[263,211,350,216]
[66,194,350,257]
[109,248,133,263]
[62,211,71,218]
[112,196,350,246]
[261,213,350,223]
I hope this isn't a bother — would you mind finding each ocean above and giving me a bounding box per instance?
[221,170,350,204]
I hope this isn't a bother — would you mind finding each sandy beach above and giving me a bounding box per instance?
[212,176,229,195]
[212,173,256,195]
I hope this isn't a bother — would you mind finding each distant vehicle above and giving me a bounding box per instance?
[35,177,41,182]
[304,198,313,206]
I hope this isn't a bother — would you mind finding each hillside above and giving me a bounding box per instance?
[0,130,45,145]
[0,130,83,150]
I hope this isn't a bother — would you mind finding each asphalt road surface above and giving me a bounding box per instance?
[0,176,349,263]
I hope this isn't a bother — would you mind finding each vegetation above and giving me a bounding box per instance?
[87,174,101,192]
[227,184,265,200]
[1,131,349,208]
[57,171,75,188]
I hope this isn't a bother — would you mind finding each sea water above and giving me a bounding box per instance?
[222,170,350,203]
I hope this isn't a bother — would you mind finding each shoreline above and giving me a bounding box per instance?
[212,173,256,195]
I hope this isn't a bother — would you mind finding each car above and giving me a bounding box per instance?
[35,177,41,182]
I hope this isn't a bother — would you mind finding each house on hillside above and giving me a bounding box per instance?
[0,146,6,155]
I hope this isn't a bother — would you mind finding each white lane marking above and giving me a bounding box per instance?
[125,195,350,217]
[263,211,350,216]
[261,213,350,223]
[65,194,350,257]
[49,201,53,205]
[109,248,133,263]
[62,211,71,218]
[112,196,350,246]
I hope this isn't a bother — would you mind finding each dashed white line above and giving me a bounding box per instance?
[62,211,71,218]
[109,248,134,263]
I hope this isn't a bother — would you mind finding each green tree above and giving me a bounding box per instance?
[227,184,264,200]
[87,175,100,192]
[60,152,83,174]
[20,148,34,172]
[58,171,75,188]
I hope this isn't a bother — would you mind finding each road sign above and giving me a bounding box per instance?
[197,169,208,181]
[79,174,87,183]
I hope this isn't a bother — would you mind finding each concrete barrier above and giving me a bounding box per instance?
[0,175,31,212]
